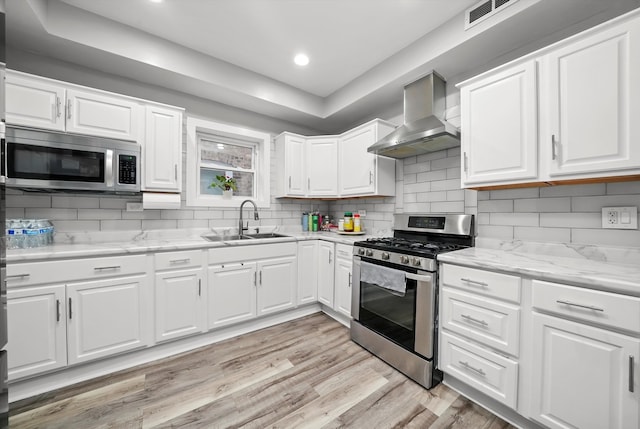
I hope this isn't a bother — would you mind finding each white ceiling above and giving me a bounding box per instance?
[6,0,640,133]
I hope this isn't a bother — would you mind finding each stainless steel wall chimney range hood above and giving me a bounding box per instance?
[368,72,460,159]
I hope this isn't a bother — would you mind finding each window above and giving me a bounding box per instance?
[186,117,271,207]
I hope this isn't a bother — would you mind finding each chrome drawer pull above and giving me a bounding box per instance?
[630,355,635,393]
[556,300,604,312]
[169,258,190,264]
[6,274,30,280]
[94,265,121,271]
[459,360,486,376]
[461,314,489,327]
[460,278,488,287]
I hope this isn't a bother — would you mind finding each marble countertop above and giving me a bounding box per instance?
[438,247,640,297]
[6,229,372,263]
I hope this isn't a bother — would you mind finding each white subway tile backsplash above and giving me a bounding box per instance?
[403,155,417,165]
[404,182,431,194]
[572,228,640,248]
[416,170,447,183]
[24,208,78,220]
[465,190,478,207]
[177,219,209,229]
[446,190,465,202]
[403,162,429,175]
[78,209,122,220]
[430,178,461,192]
[514,226,571,243]
[417,191,446,202]
[142,220,178,230]
[540,183,606,197]
[477,224,514,240]
[477,213,490,225]
[489,188,540,200]
[53,220,101,232]
[161,210,195,220]
[7,195,52,208]
[540,212,601,228]
[121,210,162,220]
[416,151,447,163]
[572,195,640,212]
[99,197,132,209]
[446,167,461,179]
[403,202,430,213]
[6,208,25,219]
[52,196,100,209]
[430,156,460,171]
[478,199,513,213]
[606,181,640,195]
[514,197,570,213]
[431,201,464,213]
[101,220,142,231]
[490,212,539,227]
[404,174,417,185]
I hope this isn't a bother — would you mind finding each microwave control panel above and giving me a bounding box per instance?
[118,154,137,184]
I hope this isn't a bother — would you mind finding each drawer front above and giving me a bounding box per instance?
[155,250,203,270]
[208,242,296,265]
[532,279,640,333]
[7,254,148,287]
[335,243,353,260]
[440,331,518,409]
[442,264,521,303]
[441,287,521,357]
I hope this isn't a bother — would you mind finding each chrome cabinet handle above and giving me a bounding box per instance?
[54,97,62,118]
[169,258,190,265]
[198,279,202,297]
[461,314,489,326]
[463,152,468,173]
[556,300,604,312]
[459,360,486,376]
[460,278,488,287]
[6,274,30,280]
[56,299,61,322]
[254,271,257,286]
[307,177,310,189]
[551,134,557,160]
[348,272,352,287]
[94,265,121,271]
[329,250,332,264]
[369,171,373,185]
[288,176,291,188]
[68,297,73,320]
[174,164,178,181]
[630,355,635,393]
[259,271,262,285]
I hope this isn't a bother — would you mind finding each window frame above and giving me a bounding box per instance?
[186,116,271,208]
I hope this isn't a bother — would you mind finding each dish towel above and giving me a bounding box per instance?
[360,261,407,296]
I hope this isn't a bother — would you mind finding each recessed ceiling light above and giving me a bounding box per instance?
[294,54,310,66]
[149,0,163,3]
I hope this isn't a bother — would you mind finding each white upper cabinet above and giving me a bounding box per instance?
[275,119,396,199]
[6,73,66,131]
[459,10,640,188]
[339,120,396,197]
[541,18,640,179]
[6,71,143,142]
[143,105,184,192]
[65,88,142,141]
[306,136,338,196]
[461,61,538,186]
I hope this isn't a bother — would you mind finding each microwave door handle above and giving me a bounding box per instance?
[1,137,6,183]
[105,149,114,188]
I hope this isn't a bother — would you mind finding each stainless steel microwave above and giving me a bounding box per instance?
[3,126,140,194]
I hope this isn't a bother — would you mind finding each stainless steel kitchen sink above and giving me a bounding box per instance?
[201,232,289,242]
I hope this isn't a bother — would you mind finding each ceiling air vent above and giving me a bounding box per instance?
[465,0,519,30]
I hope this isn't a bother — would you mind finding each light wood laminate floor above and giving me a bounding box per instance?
[9,313,516,428]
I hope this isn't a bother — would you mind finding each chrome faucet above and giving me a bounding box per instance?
[239,199,259,235]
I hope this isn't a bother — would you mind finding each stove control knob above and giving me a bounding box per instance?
[400,255,410,264]
[358,248,365,256]
[412,257,422,267]
[365,249,374,257]
[381,252,390,260]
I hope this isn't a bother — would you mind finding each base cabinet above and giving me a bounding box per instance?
[7,285,67,380]
[333,244,353,318]
[208,263,257,329]
[297,241,318,305]
[531,313,640,429]
[66,275,150,365]
[257,256,297,316]
[155,268,205,343]
[317,241,335,307]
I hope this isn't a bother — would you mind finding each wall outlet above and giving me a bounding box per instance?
[126,202,144,212]
[601,206,637,229]
[358,210,367,217]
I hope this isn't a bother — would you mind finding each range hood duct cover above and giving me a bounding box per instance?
[368,72,460,159]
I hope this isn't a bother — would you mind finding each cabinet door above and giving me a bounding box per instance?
[66,275,149,365]
[257,256,297,316]
[297,241,318,305]
[66,88,141,141]
[144,105,183,192]
[334,257,353,318]
[317,241,335,307]
[155,268,205,343]
[339,125,377,196]
[7,285,67,380]
[542,19,640,178]
[306,137,338,196]
[285,134,307,196]
[207,263,257,329]
[461,61,538,186]
[5,73,65,131]
[531,313,640,429]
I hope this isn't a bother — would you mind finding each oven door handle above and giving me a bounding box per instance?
[405,272,433,283]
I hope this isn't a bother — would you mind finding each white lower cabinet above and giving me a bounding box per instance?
[154,250,206,343]
[297,241,318,305]
[7,285,67,380]
[207,243,297,329]
[333,244,353,318]
[317,241,335,307]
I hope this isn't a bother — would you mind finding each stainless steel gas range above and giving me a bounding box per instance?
[350,214,474,389]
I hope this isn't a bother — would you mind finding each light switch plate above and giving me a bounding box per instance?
[601,206,637,229]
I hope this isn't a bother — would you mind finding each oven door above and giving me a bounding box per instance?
[352,256,435,359]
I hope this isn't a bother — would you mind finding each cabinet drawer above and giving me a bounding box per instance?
[532,280,640,333]
[7,254,148,288]
[155,250,203,270]
[441,287,520,357]
[440,331,518,408]
[335,243,353,260]
[441,264,521,303]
